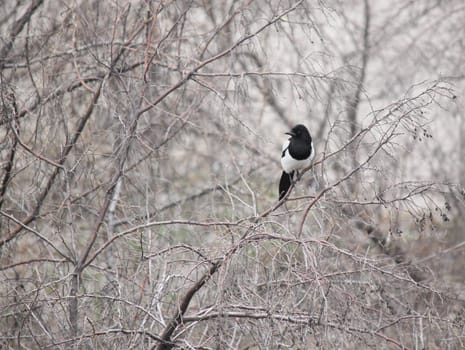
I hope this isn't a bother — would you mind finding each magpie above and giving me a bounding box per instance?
[279,124,314,200]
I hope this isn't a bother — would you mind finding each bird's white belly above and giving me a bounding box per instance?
[281,140,314,173]
[281,152,312,173]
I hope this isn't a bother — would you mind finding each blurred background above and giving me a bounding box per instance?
[0,1,464,349]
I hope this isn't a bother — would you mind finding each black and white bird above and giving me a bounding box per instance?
[279,124,314,200]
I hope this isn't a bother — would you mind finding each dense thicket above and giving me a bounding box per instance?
[0,1,463,349]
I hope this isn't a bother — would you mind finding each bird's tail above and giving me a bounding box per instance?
[279,171,294,200]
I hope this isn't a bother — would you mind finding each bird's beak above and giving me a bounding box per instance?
[285,131,296,137]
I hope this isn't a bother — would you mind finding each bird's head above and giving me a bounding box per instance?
[285,124,311,141]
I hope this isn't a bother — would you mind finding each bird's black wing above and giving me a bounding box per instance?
[281,144,289,158]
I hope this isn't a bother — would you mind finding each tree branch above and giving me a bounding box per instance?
[0,0,44,70]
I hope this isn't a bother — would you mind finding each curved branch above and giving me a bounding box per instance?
[155,261,222,350]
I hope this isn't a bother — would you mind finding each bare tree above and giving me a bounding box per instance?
[0,1,463,349]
